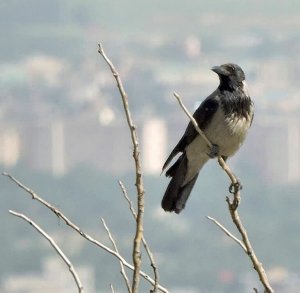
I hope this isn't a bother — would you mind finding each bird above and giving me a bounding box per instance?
[161,63,254,214]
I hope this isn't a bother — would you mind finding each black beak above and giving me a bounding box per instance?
[211,65,229,76]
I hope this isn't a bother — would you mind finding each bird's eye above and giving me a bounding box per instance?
[229,65,235,72]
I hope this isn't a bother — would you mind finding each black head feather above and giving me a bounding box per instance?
[212,63,253,118]
[212,63,245,91]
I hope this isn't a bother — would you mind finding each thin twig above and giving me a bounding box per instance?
[101,218,132,293]
[173,92,238,187]
[98,43,145,293]
[226,196,273,293]
[3,173,169,293]
[118,180,136,218]
[118,180,159,293]
[174,92,212,148]
[206,216,246,252]
[173,93,274,293]
[9,210,84,293]
[110,284,115,293]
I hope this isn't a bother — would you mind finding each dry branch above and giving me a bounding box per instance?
[118,180,159,292]
[226,196,273,293]
[9,210,84,293]
[3,173,169,293]
[110,283,115,293]
[98,43,145,293]
[173,92,274,293]
[206,216,246,252]
[101,218,132,293]
[173,92,238,188]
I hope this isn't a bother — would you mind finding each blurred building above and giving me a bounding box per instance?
[1,107,299,184]
[2,257,95,293]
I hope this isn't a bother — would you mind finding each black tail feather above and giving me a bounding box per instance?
[162,154,199,213]
[165,154,183,177]
[174,173,199,213]
[162,147,179,173]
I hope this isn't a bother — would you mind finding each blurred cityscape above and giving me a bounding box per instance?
[0,25,300,182]
[1,1,300,292]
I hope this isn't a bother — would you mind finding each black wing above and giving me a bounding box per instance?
[162,91,219,172]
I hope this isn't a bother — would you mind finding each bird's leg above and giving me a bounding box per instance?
[229,179,243,194]
[207,143,220,158]
[229,180,242,210]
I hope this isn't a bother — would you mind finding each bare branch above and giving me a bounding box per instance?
[110,284,115,293]
[173,93,274,293]
[174,92,212,148]
[118,180,137,218]
[173,92,239,189]
[226,196,273,293]
[3,173,169,293]
[98,43,145,293]
[101,218,132,293]
[206,216,246,252]
[118,180,159,292]
[9,210,84,293]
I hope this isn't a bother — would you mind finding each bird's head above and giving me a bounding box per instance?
[211,63,245,90]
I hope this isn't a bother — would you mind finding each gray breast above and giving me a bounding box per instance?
[204,106,252,157]
[184,97,253,185]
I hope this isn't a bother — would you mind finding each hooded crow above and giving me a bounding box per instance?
[162,63,254,214]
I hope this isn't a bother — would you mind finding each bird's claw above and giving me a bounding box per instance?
[229,180,243,194]
[208,144,219,158]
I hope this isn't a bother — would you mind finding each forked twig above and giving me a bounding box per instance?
[118,180,159,292]
[98,43,145,293]
[3,173,169,293]
[101,218,132,293]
